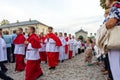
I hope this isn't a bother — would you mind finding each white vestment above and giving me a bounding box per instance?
[74,41,81,54]
[68,39,74,51]
[59,37,66,61]
[26,43,40,60]
[64,37,69,60]
[45,38,56,52]
[73,39,77,57]
[14,44,25,55]
[0,38,7,62]
[39,43,46,52]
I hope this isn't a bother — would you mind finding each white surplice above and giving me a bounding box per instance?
[0,37,7,62]
[44,38,56,52]
[68,38,74,51]
[26,43,40,60]
[14,44,25,55]
[74,40,81,54]
[59,37,66,61]
[73,39,77,57]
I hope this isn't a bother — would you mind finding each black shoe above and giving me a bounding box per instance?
[2,68,8,73]
[61,60,64,63]
[49,67,56,70]
[49,67,52,70]
[5,76,14,80]
[45,61,47,64]
[51,67,56,70]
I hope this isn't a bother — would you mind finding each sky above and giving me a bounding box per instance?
[0,0,104,35]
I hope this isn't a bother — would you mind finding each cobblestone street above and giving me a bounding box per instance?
[5,53,106,80]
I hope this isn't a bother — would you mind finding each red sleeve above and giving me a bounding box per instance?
[27,34,41,49]
[45,33,62,46]
[14,34,26,44]
[30,38,41,48]
[55,37,62,46]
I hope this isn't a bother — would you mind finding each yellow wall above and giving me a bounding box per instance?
[2,23,48,35]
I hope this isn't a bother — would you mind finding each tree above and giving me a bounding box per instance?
[0,19,9,26]
[100,0,107,9]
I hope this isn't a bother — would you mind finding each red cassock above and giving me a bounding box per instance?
[25,34,43,80]
[55,51,59,65]
[39,37,47,62]
[69,51,73,59]
[68,38,73,59]
[65,37,68,54]
[45,33,62,67]
[14,34,26,71]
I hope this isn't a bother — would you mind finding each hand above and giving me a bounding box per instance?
[24,41,29,44]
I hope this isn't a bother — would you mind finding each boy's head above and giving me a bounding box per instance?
[27,26,35,34]
[17,28,23,34]
[59,32,62,37]
[48,27,53,33]
[64,33,67,37]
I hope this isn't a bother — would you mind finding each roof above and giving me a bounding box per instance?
[0,20,49,28]
[75,29,88,34]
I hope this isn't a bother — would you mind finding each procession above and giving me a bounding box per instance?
[0,26,88,80]
[1,0,120,80]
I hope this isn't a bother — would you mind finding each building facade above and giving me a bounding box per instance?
[0,20,49,35]
[75,29,88,41]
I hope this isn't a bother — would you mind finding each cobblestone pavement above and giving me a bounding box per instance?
[5,53,106,80]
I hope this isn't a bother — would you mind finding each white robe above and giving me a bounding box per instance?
[59,37,66,61]
[73,39,77,57]
[14,44,25,55]
[26,43,40,60]
[45,38,56,52]
[68,39,74,51]
[0,38,7,62]
[39,43,46,52]
[64,37,69,60]
[74,41,81,54]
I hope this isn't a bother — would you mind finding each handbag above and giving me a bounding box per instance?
[106,26,120,49]
[96,24,107,53]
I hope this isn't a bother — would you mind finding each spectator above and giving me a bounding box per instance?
[3,31,12,63]
[11,30,17,63]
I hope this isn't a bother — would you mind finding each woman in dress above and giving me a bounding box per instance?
[105,0,120,80]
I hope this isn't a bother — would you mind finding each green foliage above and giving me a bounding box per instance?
[100,0,107,9]
[0,19,9,26]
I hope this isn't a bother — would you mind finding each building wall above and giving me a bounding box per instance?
[2,24,48,35]
[75,32,88,41]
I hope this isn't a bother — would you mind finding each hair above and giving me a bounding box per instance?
[64,33,67,35]
[29,26,35,33]
[88,38,93,43]
[0,28,2,31]
[3,31,9,35]
[40,32,44,35]
[48,27,53,30]
[13,30,16,34]
[54,32,57,35]
[59,32,62,35]
[18,28,23,32]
